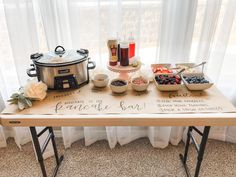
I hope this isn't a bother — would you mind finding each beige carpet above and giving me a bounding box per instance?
[0,138,236,177]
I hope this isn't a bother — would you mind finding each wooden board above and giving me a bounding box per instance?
[1,113,236,127]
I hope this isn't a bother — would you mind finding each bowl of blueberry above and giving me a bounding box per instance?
[181,74,213,91]
[154,74,182,91]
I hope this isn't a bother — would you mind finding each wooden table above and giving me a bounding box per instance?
[1,84,236,177]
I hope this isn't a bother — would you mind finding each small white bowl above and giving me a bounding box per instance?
[110,79,128,93]
[181,73,213,91]
[92,74,109,88]
[131,76,149,92]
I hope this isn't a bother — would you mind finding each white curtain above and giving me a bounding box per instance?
[1,0,236,155]
[0,93,7,147]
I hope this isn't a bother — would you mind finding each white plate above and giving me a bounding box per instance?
[181,73,213,91]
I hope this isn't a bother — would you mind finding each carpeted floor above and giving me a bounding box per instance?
[0,138,236,177]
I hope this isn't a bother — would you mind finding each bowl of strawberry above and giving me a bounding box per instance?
[154,74,182,91]
[151,64,173,75]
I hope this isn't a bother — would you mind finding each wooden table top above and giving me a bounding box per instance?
[1,83,236,127]
[1,113,236,127]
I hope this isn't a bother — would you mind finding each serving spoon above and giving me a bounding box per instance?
[190,61,206,70]
[174,68,186,76]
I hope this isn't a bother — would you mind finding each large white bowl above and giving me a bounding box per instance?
[181,73,213,91]
[151,63,174,75]
[151,63,172,68]
[110,79,128,93]
[175,63,202,74]
[131,77,149,92]
[154,75,183,91]
[92,74,109,88]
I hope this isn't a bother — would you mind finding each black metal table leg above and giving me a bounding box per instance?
[194,126,210,177]
[30,127,47,177]
[48,127,64,177]
[179,126,193,177]
[180,126,211,177]
[30,127,64,177]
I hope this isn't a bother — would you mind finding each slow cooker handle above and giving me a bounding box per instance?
[27,64,37,77]
[54,45,65,55]
[87,60,96,70]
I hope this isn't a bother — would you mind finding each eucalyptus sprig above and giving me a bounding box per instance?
[7,80,47,110]
[8,89,32,110]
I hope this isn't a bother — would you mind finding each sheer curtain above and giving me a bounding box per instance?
[0,93,7,147]
[1,0,236,154]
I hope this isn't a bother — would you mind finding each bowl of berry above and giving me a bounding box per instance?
[154,74,182,91]
[131,76,149,92]
[181,74,213,91]
[110,79,128,93]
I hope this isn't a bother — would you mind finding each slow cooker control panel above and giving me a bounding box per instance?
[54,75,78,89]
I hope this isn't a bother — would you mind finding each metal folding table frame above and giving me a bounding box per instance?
[29,125,211,177]
[30,127,64,177]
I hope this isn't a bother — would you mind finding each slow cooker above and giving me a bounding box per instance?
[27,45,96,90]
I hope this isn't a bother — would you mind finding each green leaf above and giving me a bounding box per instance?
[18,94,29,106]
[25,98,32,107]
[10,93,19,99]
[8,98,17,102]
[8,90,34,109]
[18,100,25,110]
[7,98,18,104]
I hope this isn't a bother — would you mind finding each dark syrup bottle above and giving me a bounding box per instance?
[120,41,129,66]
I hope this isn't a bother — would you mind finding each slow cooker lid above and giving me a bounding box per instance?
[33,46,88,65]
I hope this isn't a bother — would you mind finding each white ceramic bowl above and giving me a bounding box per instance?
[110,79,128,93]
[154,75,183,91]
[175,63,201,74]
[151,63,174,75]
[151,63,172,68]
[131,76,149,92]
[181,73,213,91]
[92,74,109,88]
